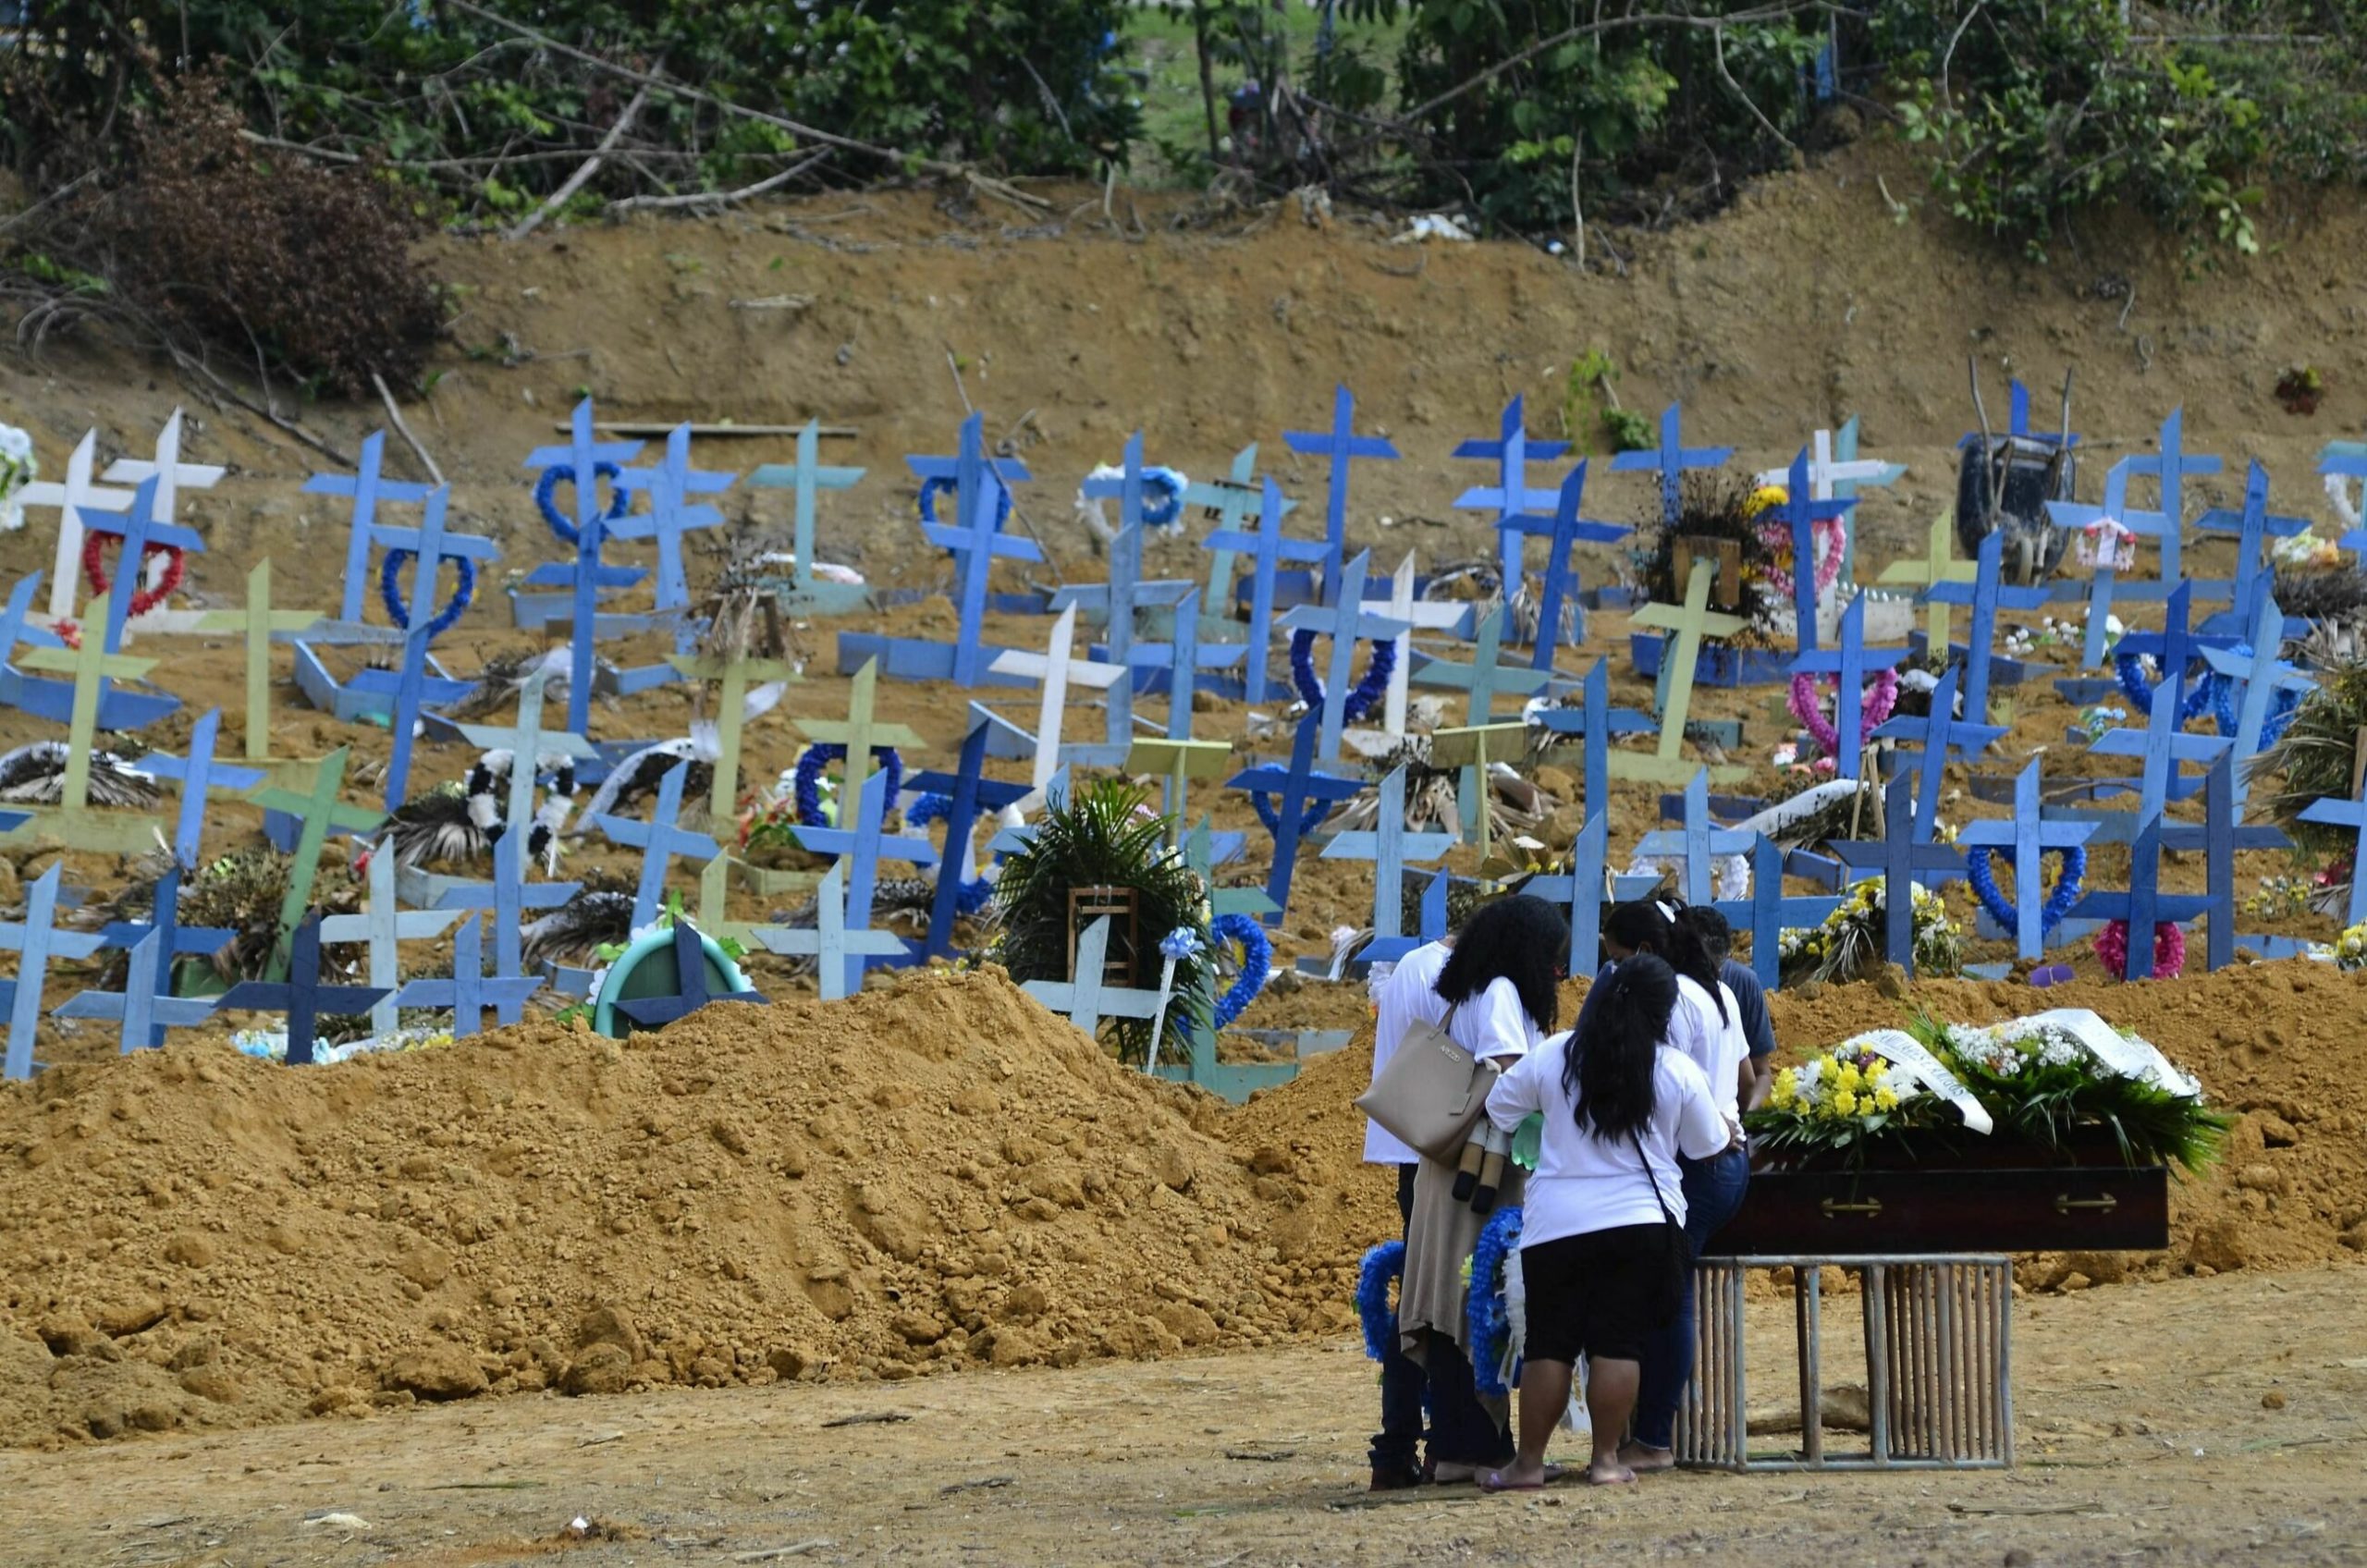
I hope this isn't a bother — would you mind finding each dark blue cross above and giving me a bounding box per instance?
[1928,527,2054,724]
[1225,713,1364,925]
[74,867,230,1050]
[2199,588,2314,803]
[2,864,106,1079]
[1772,447,1858,651]
[1788,592,1909,778]
[1633,768,1756,907]
[593,761,721,929]
[923,467,1042,689]
[1870,664,2005,839]
[304,431,437,623]
[215,912,396,1067]
[2119,407,2220,584]
[2196,459,2311,634]
[1712,835,1844,990]
[1522,809,1609,978]
[1955,762,2099,961]
[1452,395,1566,602]
[2045,458,2165,667]
[1495,460,1629,667]
[435,828,581,1024]
[2161,751,2284,971]
[792,766,940,998]
[2091,583,2236,823]
[1204,476,1328,703]
[2300,782,2367,925]
[523,398,646,733]
[907,410,1032,539]
[2067,812,2214,980]
[1830,774,1980,975]
[906,704,1034,961]
[614,422,733,618]
[1277,548,1410,763]
[1049,520,1194,752]
[81,475,206,654]
[394,912,546,1036]
[139,706,264,868]
[1283,385,1399,602]
[1959,379,2080,450]
[610,918,764,1032]
[1531,658,1655,819]
[1611,403,1732,530]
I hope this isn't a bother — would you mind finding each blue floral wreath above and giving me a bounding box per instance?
[918,476,1013,535]
[2114,649,2214,726]
[534,460,631,546]
[1356,1239,1406,1362]
[901,791,995,915]
[1467,1204,1526,1399]
[1137,470,1184,529]
[1968,843,2088,936]
[379,548,476,640]
[1290,629,1395,726]
[2210,648,2301,747]
[792,743,905,827]
[1209,912,1271,1030]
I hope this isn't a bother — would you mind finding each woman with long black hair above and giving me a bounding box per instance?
[1394,893,1568,1483]
[1598,900,1754,1473]
[1478,954,1728,1488]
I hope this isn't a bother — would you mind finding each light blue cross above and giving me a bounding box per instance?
[1279,548,1411,763]
[1453,395,1566,604]
[747,419,867,613]
[1204,476,1327,703]
[1612,403,1731,530]
[1321,766,1455,963]
[1787,591,1908,778]
[304,431,435,624]
[1283,385,1399,602]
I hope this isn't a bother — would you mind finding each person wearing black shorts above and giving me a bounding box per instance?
[1476,954,1732,1488]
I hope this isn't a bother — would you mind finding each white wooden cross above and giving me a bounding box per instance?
[1380,551,1469,738]
[1755,427,1903,501]
[987,603,1123,792]
[98,410,224,593]
[18,432,132,619]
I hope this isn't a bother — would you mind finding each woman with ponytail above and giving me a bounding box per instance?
[1478,954,1727,1488]
[1599,900,1756,1473]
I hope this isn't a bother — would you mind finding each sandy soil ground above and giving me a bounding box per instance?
[8,1264,2361,1568]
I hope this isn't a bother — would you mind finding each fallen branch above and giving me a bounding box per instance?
[167,347,353,467]
[373,373,445,485]
[508,80,652,240]
[1713,24,1800,159]
[608,151,831,215]
[817,1410,909,1428]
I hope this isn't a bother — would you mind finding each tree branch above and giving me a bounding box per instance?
[607,151,832,214]
[507,80,651,240]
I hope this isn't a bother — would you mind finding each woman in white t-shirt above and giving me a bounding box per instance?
[1478,953,1728,1488]
[1394,894,1567,1483]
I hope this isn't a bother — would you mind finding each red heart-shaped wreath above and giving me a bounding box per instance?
[81,532,186,619]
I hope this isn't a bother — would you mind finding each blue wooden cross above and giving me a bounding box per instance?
[908,410,1032,539]
[746,418,868,614]
[1787,591,1909,778]
[453,667,596,839]
[2320,439,2367,556]
[792,766,939,997]
[434,828,580,1024]
[1020,915,1166,1041]
[1320,765,1456,963]
[1967,379,2080,450]
[81,475,206,654]
[1955,762,2099,961]
[593,761,721,929]
[905,704,1033,961]
[2,864,106,1078]
[2200,589,2313,805]
[1531,657,1655,815]
[1495,460,1629,666]
[2162,751,2284,971]
[1523,808,1609,979]
[1204,476,1328,703]
[926,467,1042,688]
[1145,586,1247,735]
[362,482,497,796]
[1822,418,1909,585]
[752,860,909,1000]
[304,431,436,623]
[2299,782,2367,926]
[1453,395,1566,603]
[249,747,386,980]
[1612,403,1732,530]
[1633,768,1756,907]
[55,924,220,1056]
[2067,812,2214,980]
[1830,774,1980,974]
[613,422,734,620]
[216,912,396,1067]
[611,918,764,1031]
[523,398,646,733]
[91,865,234,1049]
[2091,583,2235,823]
[375,619,468,815]
[1185,814,1268,922]
[1413,604,1548,838]
[1186,444,1290,634]
[1928,527,2053,724]
[1712,835,1844,990]
[2119,407,2220,586]
[2196,459,2311,634]
[1081,431,1167,565]
[393,912,546,1035]
[322,846,464,1040]
[1051,520,1194,753]
[2043,458,2165,668]
[1226,713,1364,925]
[1284,385,1399,601]
[1772,447,1858,651]
[1870,664,2005,839]
[1278,548,1411,763]
[139,707,263,869]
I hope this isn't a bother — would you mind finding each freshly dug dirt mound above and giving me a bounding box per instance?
[0,970,1367,1449]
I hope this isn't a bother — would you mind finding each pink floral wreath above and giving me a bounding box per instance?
[2093,919,2186,981]
[1787,668,1900,756]
[1757,515,1847,601]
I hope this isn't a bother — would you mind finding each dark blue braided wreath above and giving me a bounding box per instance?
[2115,649,2214,726]
[1968,843,2087,937]
[793,743,905,827]
[380,548,476,640]
[1290,629,1395,726]
[918,476,1012,536]
[2210,649,2301,747]
[534,460,631,546]
[1356,1240,1405,1363]
[903,793,995,915]
[1209,912,1270,1030]
[1467,1204,1527,1400]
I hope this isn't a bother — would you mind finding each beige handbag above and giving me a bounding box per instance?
[1355,1007,1502,1163]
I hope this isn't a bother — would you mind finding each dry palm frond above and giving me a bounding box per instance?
[2251,656,2367,857]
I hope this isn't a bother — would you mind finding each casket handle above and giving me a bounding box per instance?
[2054,1193,2119,1214]
[1819,1197,1883,1218]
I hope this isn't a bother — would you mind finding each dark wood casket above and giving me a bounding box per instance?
[1705,1129,2170,1257]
